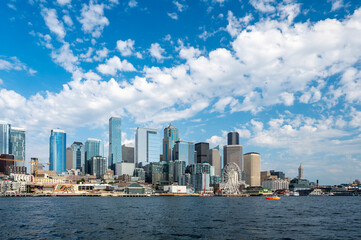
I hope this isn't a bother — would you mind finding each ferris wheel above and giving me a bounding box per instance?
[222,162,243,194]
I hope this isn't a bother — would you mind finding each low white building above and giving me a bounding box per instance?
[115,162,135,176]
[10,173,33,183]
[262,179,289,191]
[164,184,187,194]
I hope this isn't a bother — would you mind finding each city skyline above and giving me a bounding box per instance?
[1,0,361,184]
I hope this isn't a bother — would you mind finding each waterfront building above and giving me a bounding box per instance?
[49,129,66,174]
[66,147,73,169]
[173,140,195,166]
[244,152,261,187]
[262,179,289,191]
[195,142,209,164]
[151,161,173,186]
[135,127,160,167]
[189,163,211,192]
[122,144,134,163]
[133,168,145,181]
[173,160,186,183]
[180,173,191,186]
[115,162,135,176]
[270,170,286,179]
[125,182,145,194]
[162,123,179,161]
[90,156,107,178]
[109,117,122,169]
[223,145,243,170]
[289,178,310,191]
[9,127,25,167]
[207,148,221,176]
[0,154,14,175]
[227,132,239,145]
[85,138,103,174]
[0,121,10,155]
[71,142,85,171]
[298,164,304,179]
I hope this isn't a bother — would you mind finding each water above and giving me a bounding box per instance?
[1,196,361,239]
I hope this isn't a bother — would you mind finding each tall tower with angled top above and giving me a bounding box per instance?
[298,164,304,179]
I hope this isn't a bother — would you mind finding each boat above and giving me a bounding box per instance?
[265,196,280,200]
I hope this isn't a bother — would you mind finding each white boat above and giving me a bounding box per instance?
[290,191,299,196]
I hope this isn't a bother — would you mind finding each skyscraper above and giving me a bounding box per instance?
[173,140,195,166]
[122,144,134,163]
[66,147,73,169]
[227,132,239,145]
[244,152,261,187]
[195,142,209,163]
[9,127,25,167]
[162,123,179,161]
[173,160,186,183]
[207,148,221,176]
[135,127,160,167]
[214,145,223,169]
[109,117,122,169]
[85,138,104,174]
[0,121,10,155]
[298,164,304,179]
[49,129,66,173]
[223,145,243,170]
[71,142,85,171]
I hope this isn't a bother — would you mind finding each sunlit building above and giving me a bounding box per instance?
[162,123,179,161]
[0,121,10,155]
[49,129,66,174]
[173,140,195,166]
[135,127,160,167]
[9,127,25,167]
[109,117,122,169]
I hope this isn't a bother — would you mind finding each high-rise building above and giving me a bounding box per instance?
[195,142,209,164]
[71,142,85,171]
[207,148,221,176]
[109,117,122,169]
[9,127,25,167]
[223,145,243,170]
[214,145,223,169]
[49,129,66,174]
[244,152,261,187]
[85,138,104,174]
[162,123,179,161]
[227,132,239,145]
[66,147,73,169]
[173,140,195,166]
[90,156,107,178]
[298,164,304,179]
[115,162,135,176]
[136,127,160,167]
[122,144,134,163]
[189,163,211,192]
[173,160,186,183]
[0,121,10,155]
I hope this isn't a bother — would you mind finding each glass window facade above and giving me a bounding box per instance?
[162,124,179,161]
[71,142,85,170]
[49,129,66,173]
[174,141,195,166]
[136,127,160,167]
[10,127,26,167]
[0,122,10,155]
[109,117,122,168]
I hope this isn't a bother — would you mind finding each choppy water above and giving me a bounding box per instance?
[1,196,361,239]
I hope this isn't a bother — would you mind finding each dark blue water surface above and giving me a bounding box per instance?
[1,196,361,239]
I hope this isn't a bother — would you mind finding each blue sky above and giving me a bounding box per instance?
[1,0,361,184]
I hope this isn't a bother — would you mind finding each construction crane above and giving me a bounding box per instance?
[0,157,50,183]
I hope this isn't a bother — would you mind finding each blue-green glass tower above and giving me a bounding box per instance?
[0,121,10,155]
[109,117,122,169]
[162,123,179,162]
[49,129,66,173]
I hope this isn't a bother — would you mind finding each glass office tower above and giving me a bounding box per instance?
[49,129,66,173]
[109,117,122,169]
[85,138,104,174]
[136,127,160,167]
[71,142,85,170]
[174,140,195,166]
[0,121,10,155]
[10,127,26,167]
[162,123,179,161]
